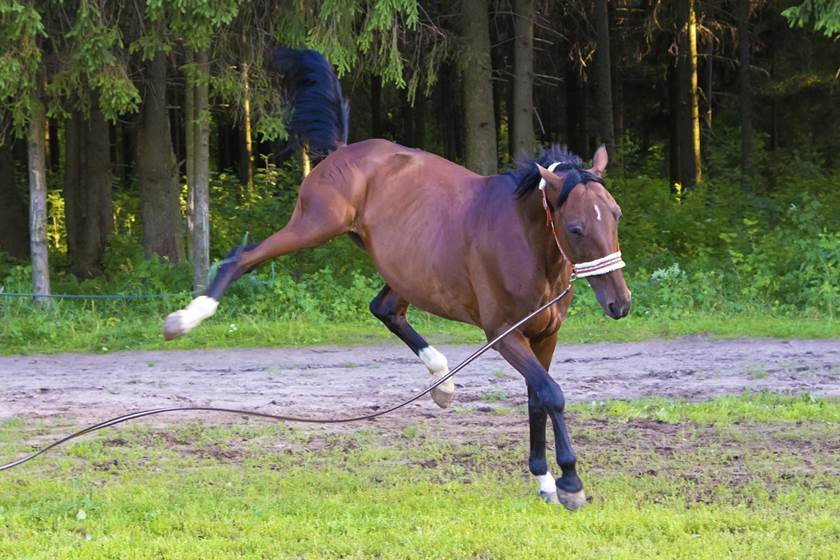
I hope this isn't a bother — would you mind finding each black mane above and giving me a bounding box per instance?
[507,145,603,206]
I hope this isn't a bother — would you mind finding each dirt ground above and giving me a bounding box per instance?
[1,337,837,428]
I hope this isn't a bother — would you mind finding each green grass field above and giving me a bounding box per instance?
[1,393,837,559]
[2,303,837,355]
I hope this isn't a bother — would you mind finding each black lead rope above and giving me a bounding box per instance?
[0,285,573,472]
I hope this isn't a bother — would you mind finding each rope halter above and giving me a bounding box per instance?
[572,251,625,278]
[538,162,626,280]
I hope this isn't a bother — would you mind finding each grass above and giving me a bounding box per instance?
[1,393,838,559]
[574,391,840,424]
[1,300,837,355]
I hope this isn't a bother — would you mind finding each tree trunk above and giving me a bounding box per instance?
[371,74,382,138]
[610,2,624,145]
[769,26,779,154]
[63,103,113,278]
[493,64,505,160]
[370,75,382,138]
[186,49,210,291]
[565,65,587,156]
[440,63,458,161]
[401,90,415,146]
[704,42,713,132]
[27,96,50,301]
[241,60,254,192]
[461,0,497,175]
[511,0,535,156]
[0,141,29,259]
[119,121,135,185]
[47,120,59,171]
[668,65,680,190]
[675,0,701,189]
[737,0,753,187]
[414,88,426,150]
[136,50,184,263]
[594,0,616,155]
[185,49,195,258]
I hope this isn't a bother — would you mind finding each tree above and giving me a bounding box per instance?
[737,0,753,187]
[63,102,112,278]
[511,0,535,156]
[675,0,702,189]
[461,0,498,175]
[135,49,184,264]
[0,139,29,259]
[47,0,139,277]
[27,92,50,302]
[0,1,49,298]
[186,48,211,290]
[593,0,616,155]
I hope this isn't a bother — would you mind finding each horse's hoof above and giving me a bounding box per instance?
[162,296,218,340]
[555,488,587,511]
[539,490,560,504]
[430,379,455,409]
[163,311,189,340]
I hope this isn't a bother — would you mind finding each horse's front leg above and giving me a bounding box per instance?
[528,334,560,503]
[495,330,586,510]
[528,386,558,503]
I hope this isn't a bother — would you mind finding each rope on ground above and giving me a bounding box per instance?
[0,284,574,472]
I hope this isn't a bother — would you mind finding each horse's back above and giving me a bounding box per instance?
[316,140,486,323]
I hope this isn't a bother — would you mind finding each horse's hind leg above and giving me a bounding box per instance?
[163,198,351,339]
[369,285,456,409]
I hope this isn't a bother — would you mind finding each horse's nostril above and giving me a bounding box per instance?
[608,301,617,316]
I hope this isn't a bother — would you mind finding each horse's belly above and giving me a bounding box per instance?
[365,240,476,325]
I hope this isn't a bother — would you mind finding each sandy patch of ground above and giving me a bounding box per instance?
[1,337,836,427]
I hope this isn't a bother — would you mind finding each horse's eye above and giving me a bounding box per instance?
[567,224,583,237]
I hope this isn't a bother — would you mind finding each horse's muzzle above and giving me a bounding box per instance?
[606,298,631,319]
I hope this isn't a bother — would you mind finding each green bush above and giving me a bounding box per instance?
[1,148,838,331]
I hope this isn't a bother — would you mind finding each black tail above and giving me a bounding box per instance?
[269,47,350,162]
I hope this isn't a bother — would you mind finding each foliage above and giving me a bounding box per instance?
[1,140,839,354]
[47,0,140,121]
[783,0,840,38]
[0,0,44,134]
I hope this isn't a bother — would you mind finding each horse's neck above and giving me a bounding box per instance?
[481,177,570,285]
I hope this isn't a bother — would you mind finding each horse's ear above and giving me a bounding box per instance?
[591,144,608,177]
[536,164,563,188]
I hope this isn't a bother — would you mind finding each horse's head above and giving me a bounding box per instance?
[537,146,631,320]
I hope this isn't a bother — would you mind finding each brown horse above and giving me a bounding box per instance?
[163,48,631,510]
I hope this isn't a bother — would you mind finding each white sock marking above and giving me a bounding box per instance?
[419,345,454,408]
[182,295,219,323]
[537,472,555,494]
[419,346,448,374]
[164,295,218,339]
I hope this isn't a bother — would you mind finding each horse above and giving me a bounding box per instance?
[163,47,631,510]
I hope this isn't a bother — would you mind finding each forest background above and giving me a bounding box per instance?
[0,0,837,353]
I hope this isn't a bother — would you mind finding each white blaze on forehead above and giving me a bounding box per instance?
[593,203,602,221]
